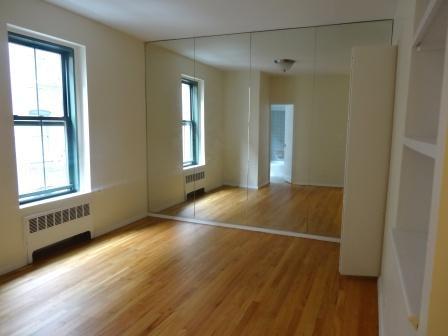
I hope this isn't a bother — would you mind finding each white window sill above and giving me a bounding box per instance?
[183,163,206,171]
[19,189,92,210]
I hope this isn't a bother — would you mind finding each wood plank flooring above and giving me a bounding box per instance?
[0,217,376,336]
[162,183,343,237]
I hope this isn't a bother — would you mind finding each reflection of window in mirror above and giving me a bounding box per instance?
[181,77,204,168]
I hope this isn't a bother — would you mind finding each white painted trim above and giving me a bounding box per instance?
[222,183,258,190]
[299,182,344,188]
[378,276,386,336]
[0,213,148,276]
[93,213,148,238]
[0,258,27,277]
[183,164,206,172]
[19,190,92,210]
[258,180,270,188]
[147,212,341,243]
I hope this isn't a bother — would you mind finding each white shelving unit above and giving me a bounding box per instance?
[392,0,448,332]
[392,229,428,317]
[414,0,448,49]
[403,136,437,158]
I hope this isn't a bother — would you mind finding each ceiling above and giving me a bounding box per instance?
[45,0,396,41]
[151,21,393,75]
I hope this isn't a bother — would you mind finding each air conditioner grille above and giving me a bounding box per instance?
[27,203,91,234]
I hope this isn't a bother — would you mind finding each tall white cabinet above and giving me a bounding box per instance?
[340,45,397,277]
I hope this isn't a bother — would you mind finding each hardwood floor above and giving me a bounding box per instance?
[0,217,377,336]
[162,183,343,237]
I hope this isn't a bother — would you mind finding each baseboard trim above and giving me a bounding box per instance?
[0,258,28,276]
[294,182,344,188]
[258,180,270,188]
[0,213,148,276]
[378,276,386,336]
[93,213,148,238]
[147,212,341,243]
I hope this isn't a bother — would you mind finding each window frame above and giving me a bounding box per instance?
[181,78,199,168]
[8,32,79,205]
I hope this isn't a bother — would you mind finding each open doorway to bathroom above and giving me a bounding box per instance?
[270,104,294,183]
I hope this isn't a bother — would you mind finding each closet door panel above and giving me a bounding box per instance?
[191,33,251,225]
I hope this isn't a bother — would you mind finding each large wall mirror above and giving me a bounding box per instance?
[146,20,392,238]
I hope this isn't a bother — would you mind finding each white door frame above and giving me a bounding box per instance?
[283,105,294,183]
[268,104,295,183]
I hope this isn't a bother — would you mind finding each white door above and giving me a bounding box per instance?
[283,105,294,183]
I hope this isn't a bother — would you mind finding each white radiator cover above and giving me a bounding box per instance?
[184,170,205,194]
[23,203,93,262]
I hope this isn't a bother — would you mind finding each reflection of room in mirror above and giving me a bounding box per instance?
[146,20,393,238]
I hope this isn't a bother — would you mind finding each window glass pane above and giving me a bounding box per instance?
[36,49,64,117]
[14,125,45,195]
[182,123,193,164]
[8,43,38,117]
[181,82,191,120]
[43,125,70,189]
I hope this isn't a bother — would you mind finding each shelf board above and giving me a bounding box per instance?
[413,0,448,49]
[392,228,428,320]
[403,136,438,158]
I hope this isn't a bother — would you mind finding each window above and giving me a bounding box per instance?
[181,78,199,167]
[8,33,79,204]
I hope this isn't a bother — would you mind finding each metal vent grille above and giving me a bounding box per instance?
[63,209,70,223]
[38,216,46,231]
[76,205,83,218]
[185,171,205,184]
[83,204,90,216]
[46,213,55,228]
[69,207,76,220]
[29,218,37,233]
[55,211,62,225]
[27,203,91,234]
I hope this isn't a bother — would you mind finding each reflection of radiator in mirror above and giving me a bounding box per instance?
[184,170,206,197]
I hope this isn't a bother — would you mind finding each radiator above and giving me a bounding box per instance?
[23,203,93,262]
[185,170,205,194]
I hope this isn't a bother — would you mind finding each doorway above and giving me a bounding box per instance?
[270,104,294,183]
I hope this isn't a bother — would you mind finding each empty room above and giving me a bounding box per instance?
[0,0,447,335]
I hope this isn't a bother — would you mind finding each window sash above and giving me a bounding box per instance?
[8,32,79,204]
[181,78,199,167]
[182,120,197,167]
[13,121,76,203]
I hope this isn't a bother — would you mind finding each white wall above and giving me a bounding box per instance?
[0,0,147,275]
[257,72,271,186]
[222,70,251,187]
[248,70,260,188]
[146,44,225,212]
[379,0,419,335]
[268,73,350,187]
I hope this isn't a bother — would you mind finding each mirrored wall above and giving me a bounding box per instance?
[146,20,393,238]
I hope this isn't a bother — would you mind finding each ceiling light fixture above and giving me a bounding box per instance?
[274,59,296,73]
